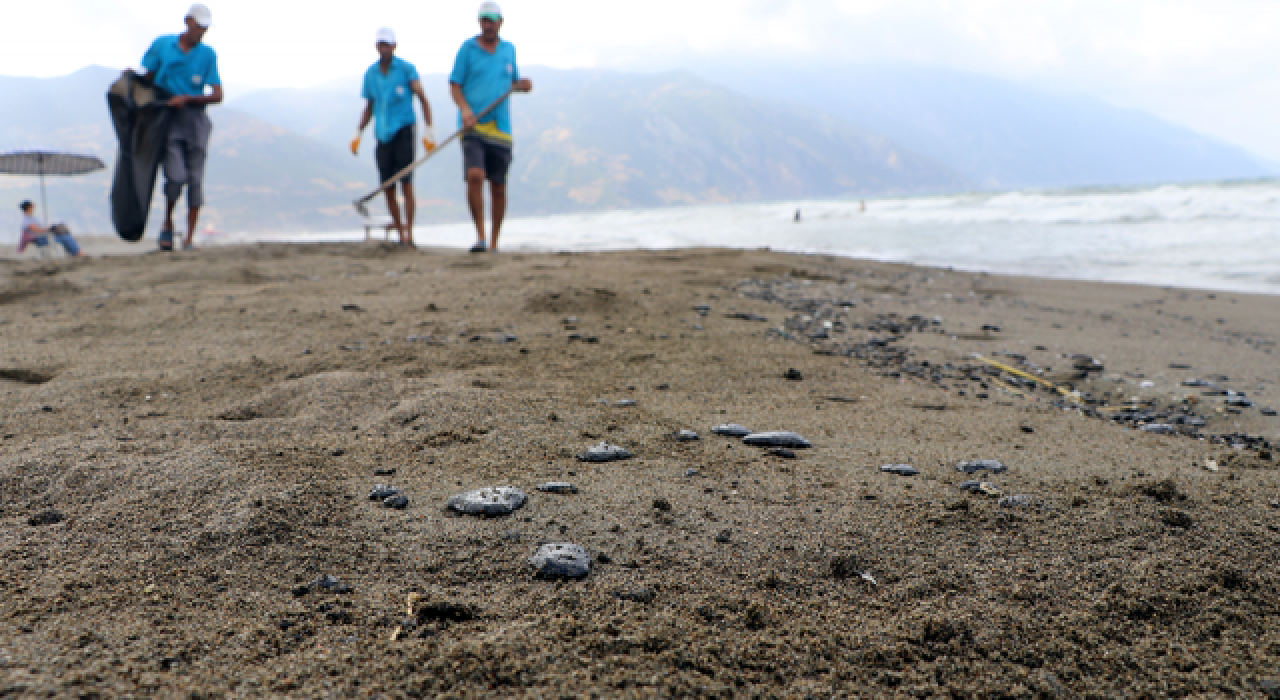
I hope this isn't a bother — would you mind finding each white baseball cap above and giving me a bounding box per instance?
[186,3,212,28]
[376,27,396,45]
[478,1,502,19]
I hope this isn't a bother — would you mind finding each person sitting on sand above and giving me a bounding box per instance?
[17,201,81,257]
[351,27,435,249]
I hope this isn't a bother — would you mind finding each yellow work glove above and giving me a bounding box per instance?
[422,124,436,154]
[350,131,362,156]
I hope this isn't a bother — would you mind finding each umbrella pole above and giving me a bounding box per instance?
[40,171,48,224]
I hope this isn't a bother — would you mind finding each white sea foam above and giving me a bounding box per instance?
[218,178,1280,295]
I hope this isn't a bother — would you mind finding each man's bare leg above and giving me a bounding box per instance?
[490,182,507,252]
[402,182,416,248]
[163,197,179,232]
[383,186,404,243]
[183,207,200,249]
[466,168,487,247]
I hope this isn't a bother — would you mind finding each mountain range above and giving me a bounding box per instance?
[0,64,1270,237]
[696,60,1271,190]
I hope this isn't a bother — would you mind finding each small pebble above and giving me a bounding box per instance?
[769,448,796,459]
[373,468,396,476]
[956,459,1006,474]
[684,468,700,477]
[447,487,528,516]
[675,430,699,441]
[577,442,634,462]
[613,588,656,604]
[743,431,811,448]
[1141,423,1175,434]
[309,575,351,594]
[959,480,1002,497]
[369,484,402,501]
[537,482,578,494]
[999,494,1043,509]
[28,510,64,527]
[784,368,803,381]
[529,543,591,578]
[382,494,409,509]
[715,529,732,543]
[614,399,637,407]
[711,423,752,437]
[880,464,919,476]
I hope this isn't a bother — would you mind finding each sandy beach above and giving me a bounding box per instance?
[1,242,1278,696]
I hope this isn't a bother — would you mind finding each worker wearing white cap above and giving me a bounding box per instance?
[352,27,435,248]
[450,1,532,253]
[139,3,223,251]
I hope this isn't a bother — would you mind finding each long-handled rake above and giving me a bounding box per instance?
[353,87,515,217]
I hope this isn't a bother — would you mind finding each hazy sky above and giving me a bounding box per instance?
[6,0,1279,161]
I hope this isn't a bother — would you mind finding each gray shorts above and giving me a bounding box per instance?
[461,135,512,185]
[163,106,212,208]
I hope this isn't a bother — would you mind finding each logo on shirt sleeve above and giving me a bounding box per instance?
[192,75,202,84]
[396,85,405,96]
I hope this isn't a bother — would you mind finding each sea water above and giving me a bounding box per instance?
[236,178,1280,295]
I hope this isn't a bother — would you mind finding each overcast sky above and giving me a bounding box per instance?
[6,0,1279,161]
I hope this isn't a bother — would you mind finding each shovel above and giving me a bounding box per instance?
[353,87,515,217]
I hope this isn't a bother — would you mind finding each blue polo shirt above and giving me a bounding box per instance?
[449,38,518,145]
[362,57,421,144]
[141,35,220,98]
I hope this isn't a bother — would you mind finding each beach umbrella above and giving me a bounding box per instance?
[0,150,106,221]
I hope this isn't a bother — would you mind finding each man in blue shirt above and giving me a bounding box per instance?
[450,1,532,253]
[140,3,222,251]
[352,28,435,249]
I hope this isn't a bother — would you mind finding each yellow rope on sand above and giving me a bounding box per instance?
[972,355,1081,403]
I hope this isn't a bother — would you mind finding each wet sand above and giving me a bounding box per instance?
[1,243,1278,696]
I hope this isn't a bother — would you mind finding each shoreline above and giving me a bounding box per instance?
[2,244,1278,695]
[5,234,1280,299]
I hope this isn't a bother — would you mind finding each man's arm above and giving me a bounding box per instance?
[511,47,531,93]
[410,80,432,126]
[352,100,373,155]
[169,84,223,109]
[358,100,374,132]
[450,83,476,129]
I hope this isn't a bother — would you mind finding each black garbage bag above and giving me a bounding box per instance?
[107,70,172,241]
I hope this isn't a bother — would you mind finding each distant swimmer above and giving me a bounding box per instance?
[860,200,866,213]
[794,209,801,222]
